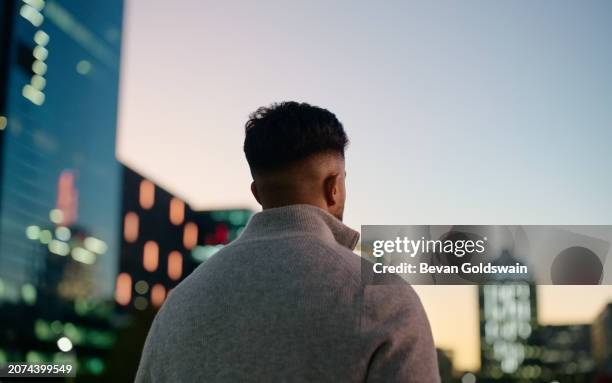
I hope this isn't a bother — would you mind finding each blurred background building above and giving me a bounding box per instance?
[470,284,612,383]
[0,0,124,379]
[116,166,251,313]
[529,324,595,381]
[0,0,124,300]
[478,283,539,381]
[593,304,612,380]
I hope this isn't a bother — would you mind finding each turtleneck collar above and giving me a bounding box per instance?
[237,204,360,250]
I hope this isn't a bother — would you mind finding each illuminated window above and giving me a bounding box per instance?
[215,224,229,244]
[169,198,185,225]
[167,251,183,281]
[124,212,139,242]
[151,284,166,308]
[115,273,132,306]
[143,241,159,272]
[183,222,198,249]
[55,171,78,225]
[139,180,155,209]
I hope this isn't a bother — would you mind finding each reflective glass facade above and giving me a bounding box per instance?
[0,1,123,377]
[0,0,123,302]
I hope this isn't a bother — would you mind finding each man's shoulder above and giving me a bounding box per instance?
[227,233,361,264]
[191,234,366,293]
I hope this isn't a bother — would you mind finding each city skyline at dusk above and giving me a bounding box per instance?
[1,0,611,380]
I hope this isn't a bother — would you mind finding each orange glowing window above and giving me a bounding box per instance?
[56,170,78,226]
[169,198,185,225]
[124,212,139,242]
[143,241,159,272]
[183,222,198,249]
[167,251,183,281]
[139,180,155,209]
[115,273,132,306]
[151,284,166,308]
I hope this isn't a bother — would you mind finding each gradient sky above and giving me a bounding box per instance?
[117,0,612,371]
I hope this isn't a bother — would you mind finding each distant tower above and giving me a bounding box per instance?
[478,227,538,379]
[479,282,538,378]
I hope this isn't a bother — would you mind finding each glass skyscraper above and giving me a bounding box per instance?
[0,0,123,304]
[0,0,124,378]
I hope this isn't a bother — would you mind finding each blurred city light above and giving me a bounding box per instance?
[19,4,44,27]
[57,337,73,352]
[76,59,92,75]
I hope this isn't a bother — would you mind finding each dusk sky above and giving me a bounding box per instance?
[117,0,612,371]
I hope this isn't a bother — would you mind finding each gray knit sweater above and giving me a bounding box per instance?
[135,204,440,382]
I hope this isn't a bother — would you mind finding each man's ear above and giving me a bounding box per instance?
[323,173,339,208]
[251,181,261,205]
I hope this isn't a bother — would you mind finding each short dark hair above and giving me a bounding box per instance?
[244,101,348,174]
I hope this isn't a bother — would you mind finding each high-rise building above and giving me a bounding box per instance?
[529,324,595,382]
[116,166,252,311]
[478,282,538,380]
[593,303,612,378]
[0,0,124,378]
